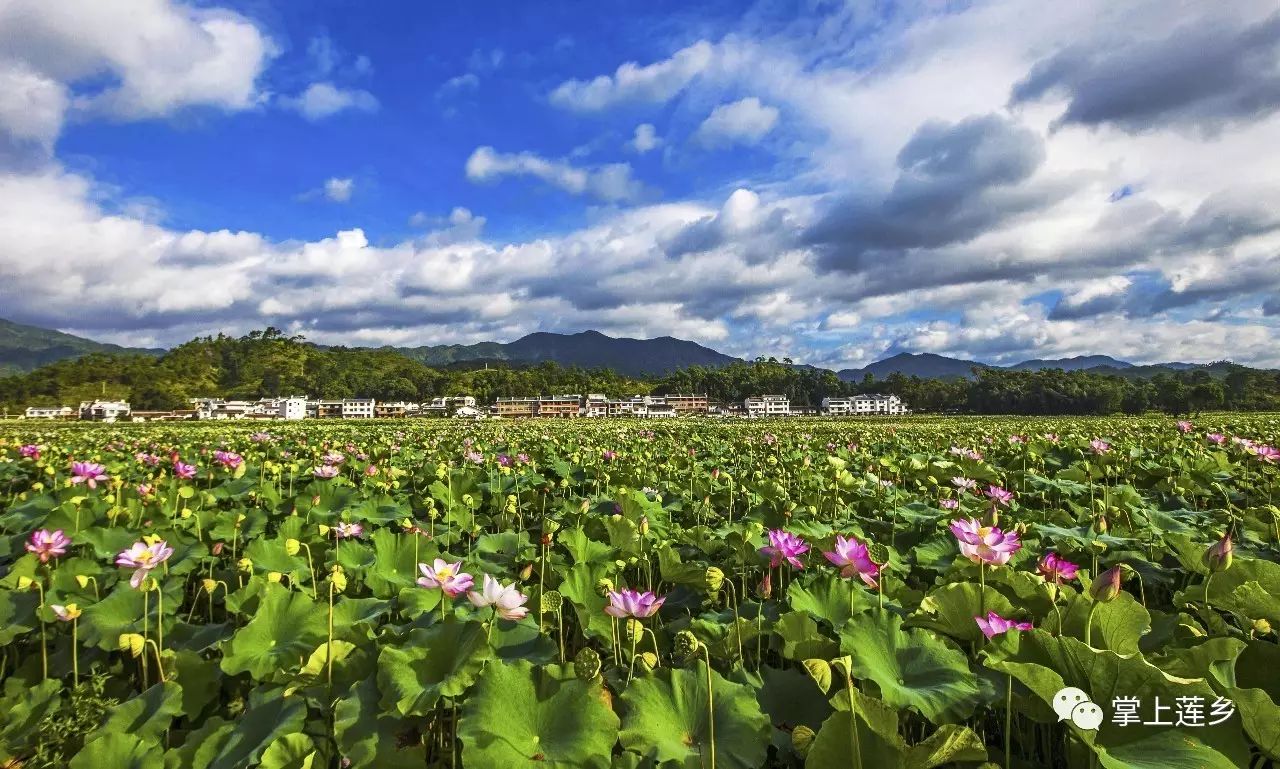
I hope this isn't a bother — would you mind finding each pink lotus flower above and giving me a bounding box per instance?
[602,450,618,461]
[212,450,243,469]
[136,452,161,466]
[172,461,197,479]
[985,485,1015,506]
[26,529,70,563]
[70,462,108,489]
[116,540,174,589]
[1043,433,1060,443]
[1037,552,1079,582]
[760,529,809,569]
[952,477,977,491]
[939,498,959,510]
[974,611,1032,639]
[50,604,81,622]
[464,451,484,464]
[333,522,364,539]
[496,454,512,467]
[19,444,39,459]
[417,559,475,597]
[363,464,379,476]
[137,484,154,497]
[313,465,340,479]
[323,451,346,465]
[250,432,273,443]
[517,453,530,464]
[1089,439,1111,455]
[823,535,880,587]
[1008,435,1025,444]
[949,446,983,461]
[950,518,1021,565]
[604,588,666,618]
[1176,421,1193,434]
[467,574,529,620]
[1206,433,1227,445]
[1253,445,1280,463]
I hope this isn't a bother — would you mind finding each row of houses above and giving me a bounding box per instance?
[21,393,908,421]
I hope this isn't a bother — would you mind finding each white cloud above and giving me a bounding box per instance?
[627,123,661,153]
[0,0,276,144]
[281,82,378,120]
[465,146,643,202]
[324,178,354,202]
[695,97,779,145]
[549,40,715,110]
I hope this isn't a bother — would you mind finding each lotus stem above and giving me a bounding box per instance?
[34,581,47,680]
[145,638,166,682]
[1005,673,1013,769]
[71,618,79,687]
[702,646,716,769]
[724,580,743,667]
[1203,573,1213,616]
[1084,600,1100,648]
[845,663,863,769]
[627,623,639,685]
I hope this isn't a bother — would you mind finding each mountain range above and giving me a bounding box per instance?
[0,317,1257,379]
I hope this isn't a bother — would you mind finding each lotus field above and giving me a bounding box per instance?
[3,416,1280,769]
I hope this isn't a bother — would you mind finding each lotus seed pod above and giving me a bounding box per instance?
[75,575,91,589]
[267,571,283,583]
[704,566,725,593]
[792,725,816,757]
[284,538,301,556]
[1253,618,1272,635]
[636,651,658,674]
[595,578,615,596]
[625,618,643,643]
[518,562,534,581]
[574,647,602,681]
[802,658,833,694]
[866,542,890,566]
[541,590,563,613]
[673,630,702,658]
[202,578,218,594]
[237,557,253,573]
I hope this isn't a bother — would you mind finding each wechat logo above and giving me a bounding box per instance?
[1053,687,1104,731]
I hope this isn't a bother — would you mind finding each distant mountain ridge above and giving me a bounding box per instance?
[0,318,161,376]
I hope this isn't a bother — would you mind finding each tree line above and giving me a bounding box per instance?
[1,329,1277,416]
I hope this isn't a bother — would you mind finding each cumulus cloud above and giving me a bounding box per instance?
[0,0,276,146]
[549,41,715,110]
[1011,9,1280,134]
[627,123,661,153]
[465,146,644,202]
[324,178,354,202]
[695,97,779,146]
[281,82,378,120]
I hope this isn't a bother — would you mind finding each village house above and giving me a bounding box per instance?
[23,405,74,419]
[744,395,790,417]
[821,394,909,416]
[79,400,132,422]
[493,397,537,418]
[536,394,581,418]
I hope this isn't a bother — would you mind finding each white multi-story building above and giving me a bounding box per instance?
[744,395,790,417]
[583,394,609,417]
[341,398,376,418]
[24,405,73,419]
[822,394,909,416]
[193,399,260,420]
[79,400,131,422]
[278,397,307,420]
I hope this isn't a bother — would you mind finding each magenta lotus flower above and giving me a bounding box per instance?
[602,450,618,461]
[604,588,666,618]
[333,522,364,539]
[417,559,475,597]
[172,461,197,479]
[19,444,39,459]
[496,454,512,467]
[1037,552,1079,583]
[823,535,880,587]
[760,529,809,569]
[950,518,1021,565]
[974,611,1032,639]
[70,462,108,489]
[116,540,174,589]
[467,574,529,620]
[26,529,70,563]
[985,485,1015,506]
[1206,433,1227,445]
[212,450,243,469]
[313,465,340,479]
[1089,439,1111,455]
[939,498,959,510]
[1176,420,1193,434]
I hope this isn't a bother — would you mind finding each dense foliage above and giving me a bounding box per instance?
[2,328,1279,415]
[1,415,1279,768]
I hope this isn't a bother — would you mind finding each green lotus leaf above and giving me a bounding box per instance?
[377,618,492,716]
[746,665,834,756]
[78,579,185,650]
[329,596,391,641]
[804,689,906,769]
[457,659,619,768]
[619,662,770,769]
[70,732,163,769]
[172,649,223,719]
[1041,591,1151,655]
[985,630,1250,769]
[560,527,615,566]
[96,681,183,742]
[220,582,326,679]
[775,611,839,660]
[0,678,61,762]
[362,528,424,597]
[334,678,426,769]
[559,562,614,642]
[911,581,1017,643]
[788,573,877,629]
[1226,640,1280,759]
[258,733,320,769]
[0,589,38,645]
[837,609,981,724]
[164,686,307,769]
[242,537,310,576]
[903,724,988,768]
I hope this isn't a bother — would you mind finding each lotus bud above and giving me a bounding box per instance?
[1090,565,1125,603]
[639,517,649,536]
[595,578,615,597]
[792,725,816,758]
[311,495,321,507]
[540,590,563,614]
[212,541,225,556]
[581,499,591,514]
[574,647,602,681]
[757,571,773,599]
[518,562,534,581]
[705,566,725,594]
[1096,515,1108,534]
[1203,533,1233,573]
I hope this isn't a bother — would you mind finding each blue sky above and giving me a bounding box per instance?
[1,0,1279,368]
